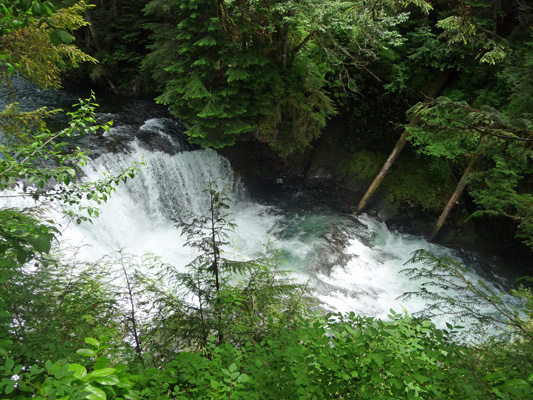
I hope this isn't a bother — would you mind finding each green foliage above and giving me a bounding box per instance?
[0,1,97,89]
[400,250,531,335]
[0,336,146,400]
[55,0,152,92]
[0,208,57,267]
[143,0,435,155]
[400,250,533,399]
[154,312,481,399]
[0,313,484,400]
[144,0,269,148]
[406,98,482,166]
[0,94,142,269]
[501,37,533,120]
[406,97,533,246]
[434,0,508,65]
[1,308,532,399]
[0,256,126,366]
[383,156,455,211]
[143,181,313,355]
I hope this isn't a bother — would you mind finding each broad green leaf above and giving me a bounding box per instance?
[20,0,32,12]
[30,365,43,376]
[50,28,74,46]
[500,379,530,396]
[88,368,117,378]
[5,381,15,394]
[68,364,87,380]
[29,232,53,253]
[84,384,107,400]
[77,348,97,357]
[4,358,13,371]
[94,375,120,386]
[237,373,252,383]
[85,338,100,348]
[484,372,507,382]
[31,2,41,16]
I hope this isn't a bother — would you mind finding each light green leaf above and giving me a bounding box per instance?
[68,363,87,380]
[88,368,117,378]
[84,384,107,400]
[85,338,100,348]
[94,375,119,386]
[5,381,15,394]
[4,358,13,371]
[76,348,97,357]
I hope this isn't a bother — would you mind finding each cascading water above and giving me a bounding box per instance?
[62,115,516,323]
[1,84,518,331]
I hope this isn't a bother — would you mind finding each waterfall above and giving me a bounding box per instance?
[0,101,518,330]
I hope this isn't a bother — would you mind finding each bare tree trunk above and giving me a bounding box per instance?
[208,187,223,345]
[356,69,453,213]
[119,254,144,366]
[428,155,476,242]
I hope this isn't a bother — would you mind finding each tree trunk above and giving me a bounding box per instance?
[428,156,476,242]
[356,69,453,213]
[119,254,144,366]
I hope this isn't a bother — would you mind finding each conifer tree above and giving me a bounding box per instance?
[143,0,339,155]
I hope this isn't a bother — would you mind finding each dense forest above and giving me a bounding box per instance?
[0,0,532,399]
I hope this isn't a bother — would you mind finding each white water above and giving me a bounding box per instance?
[1,114,515,329]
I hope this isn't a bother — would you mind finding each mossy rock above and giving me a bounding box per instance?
[383,156,455,212]
[342,150,388,181]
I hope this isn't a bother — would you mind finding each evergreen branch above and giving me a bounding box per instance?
[400,250,532,339]
[445,117,533,142]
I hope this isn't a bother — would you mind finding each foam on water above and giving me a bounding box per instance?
[0,114,516,330]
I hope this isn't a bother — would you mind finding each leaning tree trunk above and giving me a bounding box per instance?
[356,69,453,213]
[428,155,477,242]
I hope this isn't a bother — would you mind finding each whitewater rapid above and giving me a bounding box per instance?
[0,110,515,328]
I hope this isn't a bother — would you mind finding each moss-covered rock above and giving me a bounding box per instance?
[342,150,387,181]
[382,155,456,212]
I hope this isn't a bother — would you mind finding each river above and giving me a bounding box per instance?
[0,78,520,331]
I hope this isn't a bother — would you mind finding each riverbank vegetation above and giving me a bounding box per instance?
[1,0,532,399]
